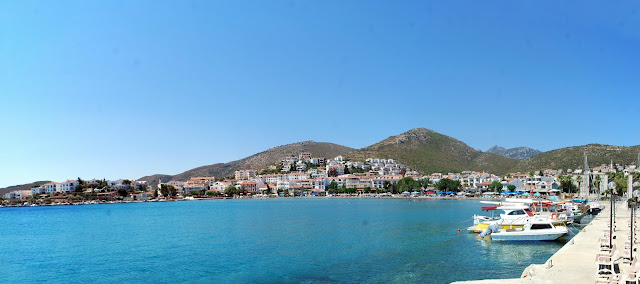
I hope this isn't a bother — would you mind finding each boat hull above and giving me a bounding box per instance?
[468,220,568,233]
[491,232,566,241]
[490,226,568,241]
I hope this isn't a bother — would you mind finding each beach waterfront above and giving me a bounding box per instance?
[0,199,576,283]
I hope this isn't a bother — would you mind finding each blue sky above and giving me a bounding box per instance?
[1,1,639,187]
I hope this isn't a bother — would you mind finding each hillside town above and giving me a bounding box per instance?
[2,152,639,205]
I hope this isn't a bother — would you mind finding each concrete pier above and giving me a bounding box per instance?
[454,201,637,283]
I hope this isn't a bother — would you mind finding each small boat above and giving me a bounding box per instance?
[587,201,604,214]
[480,218,568,241]
[467,203,568,233]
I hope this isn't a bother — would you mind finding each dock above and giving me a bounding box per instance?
[454,201,637,283]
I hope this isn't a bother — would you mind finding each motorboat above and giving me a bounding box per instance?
[480,218,568,241]
[467,203,569,233]
[587,201,604,214]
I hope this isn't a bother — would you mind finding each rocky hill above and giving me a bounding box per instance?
[346,128,519,175]
[487,145,542,160]
[8,130,640,191]
[139,141,354,184]
[0,181,50,196]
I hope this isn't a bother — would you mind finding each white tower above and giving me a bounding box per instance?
[580,152,590,197]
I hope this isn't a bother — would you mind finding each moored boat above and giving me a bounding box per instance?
[467,203,569,233]
[480,217,568,241]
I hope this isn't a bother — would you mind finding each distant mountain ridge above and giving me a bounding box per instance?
[7,129,640,190]
[487,145,542,160]
[133,129,640,185]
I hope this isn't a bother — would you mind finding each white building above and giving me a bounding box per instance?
[59,180,79,193]
[44,182,58,194]
[235,170,257,180]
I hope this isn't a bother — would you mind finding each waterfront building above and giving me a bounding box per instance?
[31,185,45,195]
[240,181,258,193]
[44,182,58,194]
[285,172,309,181]
[371,175,401,189]
[235,170,256,181]
[59,180,79,193]
[210,181,226,192]
[260,174,284,184]
[3,189,32,200]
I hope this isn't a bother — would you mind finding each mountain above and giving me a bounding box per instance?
[0,181,50,196]
[137,174,174,188]
[487,145,542,160]
[8,130,640,191]
[139,141,354,184]
[346,128,519,175]
[516,144,640,171]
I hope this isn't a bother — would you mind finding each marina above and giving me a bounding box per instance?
[0,198,576,283]
[456,199,638,283]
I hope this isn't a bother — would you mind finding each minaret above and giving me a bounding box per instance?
[584,151,590,173]
[581,152,590,197]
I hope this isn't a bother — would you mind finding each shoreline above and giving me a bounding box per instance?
[0,195,511,208]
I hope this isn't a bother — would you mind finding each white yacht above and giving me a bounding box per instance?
[480,218,568,241]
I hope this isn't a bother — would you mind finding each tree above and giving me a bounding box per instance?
[327,180,338,192]
[418,178,432,189]
[558,175,577,193]
[383,181,391,192]
[117,188,128,197]
[397,177,420,192]
[594,175,602,192]
[488,181,503,193]
[224,185,244,197]
[434,178,462,192]
[507,184,516,192]
[160,184,177,197]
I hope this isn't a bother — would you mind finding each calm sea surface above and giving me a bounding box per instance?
[0,199,577,283]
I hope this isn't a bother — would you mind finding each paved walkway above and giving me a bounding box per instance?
[453,201,638,284]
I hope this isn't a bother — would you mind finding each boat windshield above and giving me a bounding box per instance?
[530,223,553,230]
[507,210,526,215]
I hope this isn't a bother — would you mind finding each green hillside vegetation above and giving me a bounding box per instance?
[516,144,640,172]
[346,128,518,175]
[9,130,640,191]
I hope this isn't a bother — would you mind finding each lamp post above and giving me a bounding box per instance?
[632,181,640,261]
[609,181,617,249]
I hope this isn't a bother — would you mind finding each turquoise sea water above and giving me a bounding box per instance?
[0,199,575,283]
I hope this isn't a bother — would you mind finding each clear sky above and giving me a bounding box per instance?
[1,1,639,188]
